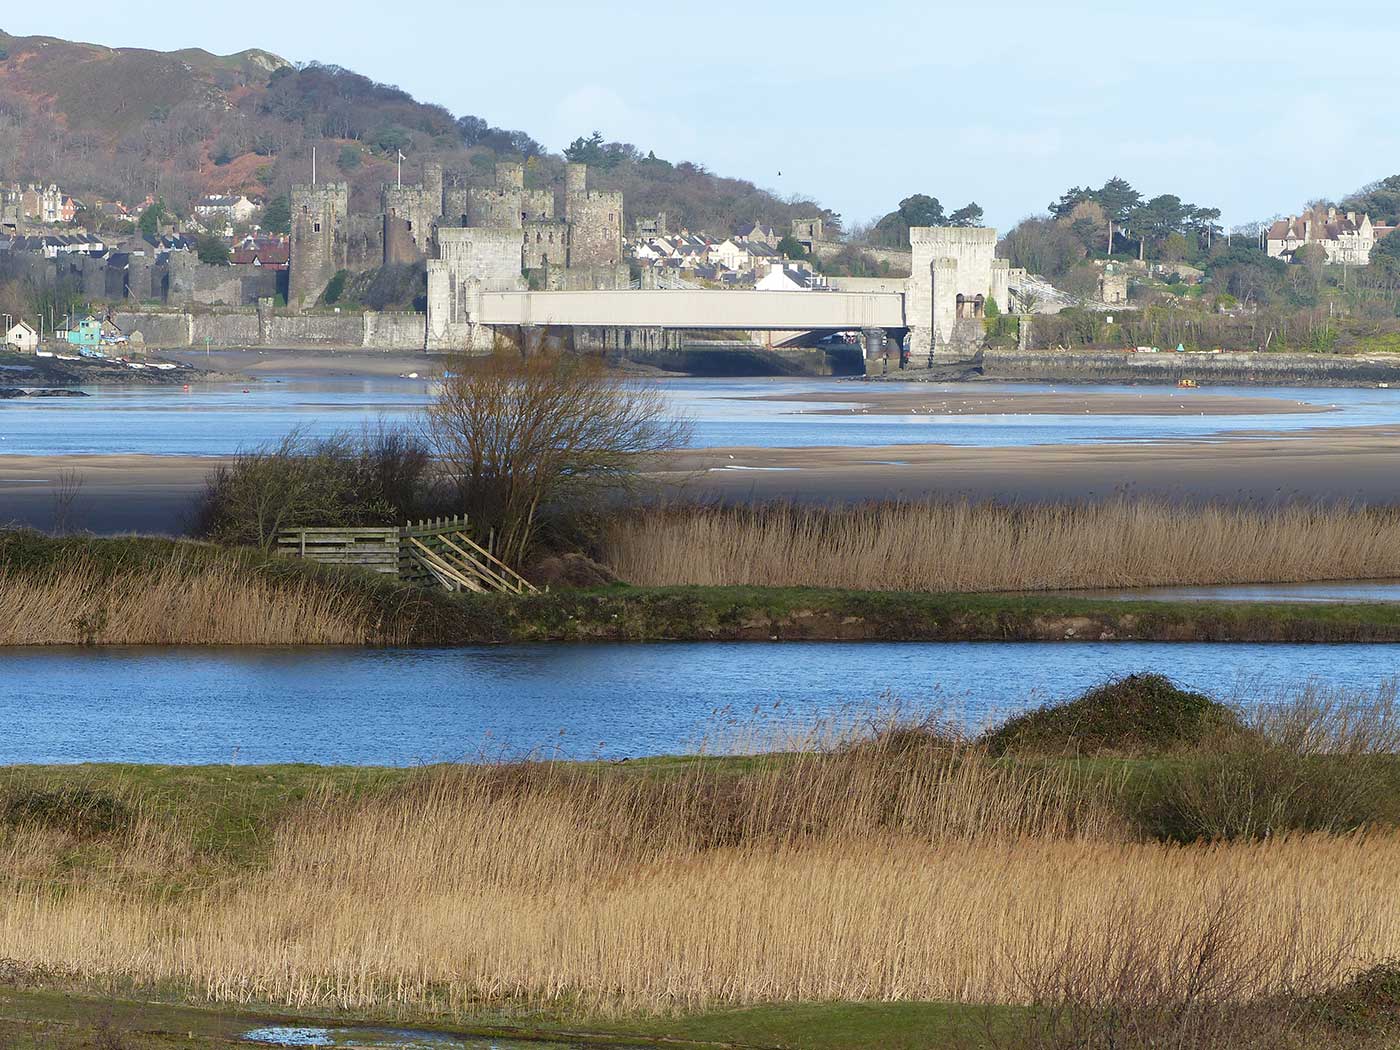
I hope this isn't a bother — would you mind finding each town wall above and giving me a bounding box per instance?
[542,263,629,290]
[112,308,427,350]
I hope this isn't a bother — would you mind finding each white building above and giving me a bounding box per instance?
[756,262,824,291]
[193,195,259,230]
[4,320,39,353]
[1267,207,1397,266]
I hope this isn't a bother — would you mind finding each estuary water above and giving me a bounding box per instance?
[0,374,1398,455]
[3,641,1398,765]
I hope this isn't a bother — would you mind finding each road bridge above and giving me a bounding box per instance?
[473,289,906,330]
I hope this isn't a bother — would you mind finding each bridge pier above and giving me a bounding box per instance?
[861,328,887,376]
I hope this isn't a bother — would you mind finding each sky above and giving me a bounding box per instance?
[5,1,1397,231]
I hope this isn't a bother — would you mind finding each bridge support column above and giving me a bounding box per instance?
[861,327,887,376]
[518,325,547,358]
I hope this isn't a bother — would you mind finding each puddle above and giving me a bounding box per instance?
[242,1025,633,1049]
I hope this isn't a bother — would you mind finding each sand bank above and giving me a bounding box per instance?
[740,390,1334,416]
[7,426,1400,535]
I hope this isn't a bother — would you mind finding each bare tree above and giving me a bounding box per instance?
[424,353,691,567]
[51,467,85,536]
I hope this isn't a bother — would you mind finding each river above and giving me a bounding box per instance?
[4,641,1397,765]
[1,375,1398,456]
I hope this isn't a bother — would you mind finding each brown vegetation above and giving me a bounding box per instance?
[2,691,1400,1024]
[605,500,1400,592]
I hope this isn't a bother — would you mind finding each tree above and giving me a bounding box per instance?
[777,235,808,260]
[424,353,691,567]
[948,203,984,227]
[196,235,231,266]
[138,199,166,241]
[564,131,607,166]
[457,114,489,146]
[338,145,362,172]
[262,195,291,235]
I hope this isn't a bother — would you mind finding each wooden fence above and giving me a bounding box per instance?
[275,527,400,576]
[279,516,537,595]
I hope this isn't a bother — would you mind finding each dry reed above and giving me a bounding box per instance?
[1,730,1396,1017]
[605,500,1400,591]
[0,554,378,645]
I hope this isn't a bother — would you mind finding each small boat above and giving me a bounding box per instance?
[1177,378,1199,389]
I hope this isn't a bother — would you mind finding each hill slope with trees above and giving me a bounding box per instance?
[0,30,837,234]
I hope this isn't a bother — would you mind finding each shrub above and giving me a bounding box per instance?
[322,269,348,305]
[192,426,440,548]
[981,674,1242,757]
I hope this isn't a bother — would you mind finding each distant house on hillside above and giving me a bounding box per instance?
[4,320,38,353]
[194,194,259,229]
[734,222,780,248]
[1267,207,1397,266]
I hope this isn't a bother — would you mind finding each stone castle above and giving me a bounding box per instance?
[290,160,628,344]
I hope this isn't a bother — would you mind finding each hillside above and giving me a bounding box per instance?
[0,30,835,235]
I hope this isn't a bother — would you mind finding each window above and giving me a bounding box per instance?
[313,222,321,233]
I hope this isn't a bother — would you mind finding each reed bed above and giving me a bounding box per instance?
[0,553,378,645]
[2,716,1398,1017]
[605,500,1400,591]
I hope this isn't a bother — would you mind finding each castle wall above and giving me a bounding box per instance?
[465,188,524,229]
[382,184,439,257]
[344,213,385,272]
[523,221,569,270]
[167,255,279,307]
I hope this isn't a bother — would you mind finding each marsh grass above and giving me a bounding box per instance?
[606,500,1400,591]
[0,531,462,646]
[5,688,1400,1019]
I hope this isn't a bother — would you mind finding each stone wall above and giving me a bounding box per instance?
[542,263,629,290]
[523,220,569,270]
[382,184,439,257]
[981,349,1400,386]
[167,255,280,307]
[808,239,914,274]
[907,226,1001,361]
[113,308,427,350]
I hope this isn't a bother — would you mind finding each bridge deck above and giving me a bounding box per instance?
[475,289,907,331]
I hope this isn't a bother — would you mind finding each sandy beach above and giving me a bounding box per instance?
[7,425,1400,534]
[741,389,1335,416]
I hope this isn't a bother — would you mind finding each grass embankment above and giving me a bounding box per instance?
[5,679,1400,1048]
[9,530,1400,645]
[606,500,1400,592]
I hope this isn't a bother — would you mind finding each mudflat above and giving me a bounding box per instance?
[740,389,1334,416]
[7,426,1400,535]
[162,349,448,379]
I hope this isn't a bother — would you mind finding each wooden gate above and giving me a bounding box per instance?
[280,517,537,595]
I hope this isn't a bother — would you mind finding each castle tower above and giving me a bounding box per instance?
[423,161,444,219]
[290,183,349,309]
[564,162,588,204]
[563,163,622,268]
[496,162,525,191]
